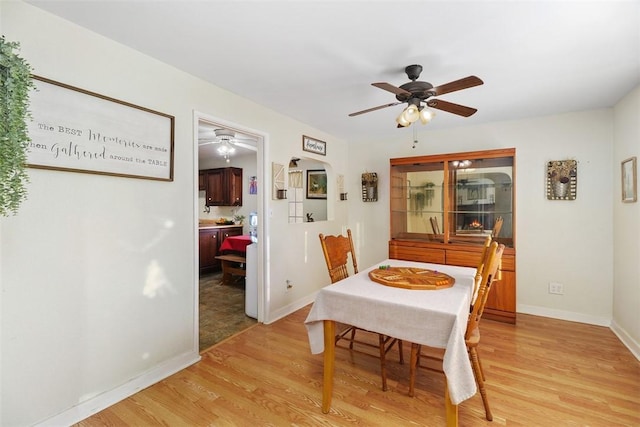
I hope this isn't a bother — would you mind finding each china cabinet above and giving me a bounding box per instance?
[388,148,516,323]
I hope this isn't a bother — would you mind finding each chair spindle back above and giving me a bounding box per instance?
[319,229,358,284]
[467,242,505,339]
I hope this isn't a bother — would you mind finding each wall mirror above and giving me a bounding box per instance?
[288,157,328,223]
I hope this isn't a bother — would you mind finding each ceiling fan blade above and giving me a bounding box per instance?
[233,141,258,152]
[349,101,401,117]
[431,76,483,96]
[372,82,412,97]
[426,99,478,117]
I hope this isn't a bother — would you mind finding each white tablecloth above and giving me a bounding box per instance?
[304,259,477,405]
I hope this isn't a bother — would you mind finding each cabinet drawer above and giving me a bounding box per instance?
[389,245,445,264]
[446,250,482,268]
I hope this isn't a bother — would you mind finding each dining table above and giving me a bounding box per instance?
[304,258,477,427]
[219,234,253,253]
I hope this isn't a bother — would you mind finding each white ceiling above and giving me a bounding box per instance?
[26,1,640,142]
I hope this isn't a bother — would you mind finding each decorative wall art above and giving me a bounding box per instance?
[362,172,378,202]
[621,156,637,203]
[337,174,347,200]
[302,135,326,156]
[272,162,285,200]
[249,176,257,195]
[546,159,577,200]
[306,170,327,199]
[27,76,175,181]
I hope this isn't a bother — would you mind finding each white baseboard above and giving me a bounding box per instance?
[35,351,201,426]
[610,319,640,361]
[517,304,611,327]
[266,291,318,325]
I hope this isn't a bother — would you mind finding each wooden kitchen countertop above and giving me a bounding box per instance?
[198,223,243,230]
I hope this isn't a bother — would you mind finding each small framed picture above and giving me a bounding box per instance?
[306,169,327,199]
[302,135,326,156]
[621,156,637,203]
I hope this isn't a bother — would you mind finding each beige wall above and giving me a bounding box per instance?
[612,85,640,357]
[0,2,349,425]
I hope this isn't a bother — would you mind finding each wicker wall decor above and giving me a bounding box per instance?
[362,172,378,202]
[546,160,577,200]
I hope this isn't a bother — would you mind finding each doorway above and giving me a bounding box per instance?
[194,112,266,352]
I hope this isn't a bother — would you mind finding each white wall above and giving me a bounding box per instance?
[349,109,616,326]
[0,2,349,425]
[612,85,640,358]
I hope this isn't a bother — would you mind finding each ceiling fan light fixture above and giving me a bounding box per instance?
[396,110,411,127]
[419,108,435,124]
[404,104,420,123]
[214,128,238,160]
[217,142,235,154]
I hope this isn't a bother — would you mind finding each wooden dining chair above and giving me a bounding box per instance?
[491,216,503,238]
[471,236,493,307]
[319,229,404,391]
[407,241,505,421]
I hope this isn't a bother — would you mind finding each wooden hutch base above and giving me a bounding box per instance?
[389,239,516,323]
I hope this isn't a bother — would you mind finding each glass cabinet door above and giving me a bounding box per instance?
[391,161,445,241]
[390,148,515,248]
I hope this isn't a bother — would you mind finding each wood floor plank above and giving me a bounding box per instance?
[76,308,640,426]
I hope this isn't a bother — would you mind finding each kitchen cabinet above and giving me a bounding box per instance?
[199,225,243,274]
[389,148,517,323]
[201,167,243,206]
[198,171,206,191]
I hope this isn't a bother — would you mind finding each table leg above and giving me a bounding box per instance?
[322,320,335,414]
[221,260,230,285]
[444,377,458,427]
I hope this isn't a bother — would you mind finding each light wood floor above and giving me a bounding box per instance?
[76,306,640,426]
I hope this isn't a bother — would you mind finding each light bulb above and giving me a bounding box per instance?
[396,111,411,127]
[420,109,434,124]
[405,105,419,123]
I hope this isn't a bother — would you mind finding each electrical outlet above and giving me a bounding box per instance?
[549,282,564,295]
[286,279,293,292]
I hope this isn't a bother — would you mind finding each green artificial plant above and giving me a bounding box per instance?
[0,36,34,216]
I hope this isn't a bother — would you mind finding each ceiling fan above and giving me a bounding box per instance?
[198,128,257,151]
[349,65,483,127]
[198,128,258,162]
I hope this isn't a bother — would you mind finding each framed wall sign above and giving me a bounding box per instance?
[302,135,326,156]
[306,169,327,199]
[27,75,175,181]
[621,156,637,203]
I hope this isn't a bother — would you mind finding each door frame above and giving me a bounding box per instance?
[193,111,269,341]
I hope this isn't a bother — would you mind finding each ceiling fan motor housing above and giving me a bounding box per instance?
[396,81,435,102]
[395,65,435,102]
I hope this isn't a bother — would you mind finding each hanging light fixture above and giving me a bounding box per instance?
[451,159,472,168]
[396,99,436,128]
[214,129,236,162]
